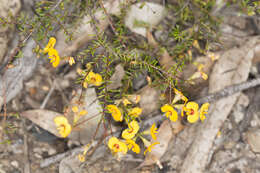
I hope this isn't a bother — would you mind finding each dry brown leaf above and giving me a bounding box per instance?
[139,120,173,169]
[180,36,260,173]
[107,64,125,90]
[20,109,63,138]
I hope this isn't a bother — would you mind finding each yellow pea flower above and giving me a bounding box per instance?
[122,98,131,106]
[85,71,102,86]
[43,37,56,54]
[68,57,75,66]
[144,142,160,155]
[126,139,140,154]
[207,52,219,61]
[48,48,60,68]
[128,107,142,118]
[54,116,72,138]
[78,154,85,162]
[188,64,208,81]
[107,105,123,122]
[150,123,158,140]
[172,88,188,104]
[184,102,199,123]
[108,137,128,154]
[141,137,159,155]
[72,106,79,113]
[122,120,139,140]
[199,102,210,122]
[161,104,178,122]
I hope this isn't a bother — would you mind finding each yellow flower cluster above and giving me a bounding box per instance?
[54,116,71,138]
[106,101,160,155]
[160,88,210,123]
[83,71,103,88]
[43,37,60,68]
[184,101,210,123]
[105,89,167,157]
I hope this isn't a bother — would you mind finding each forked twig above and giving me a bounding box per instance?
[196,77,260,104]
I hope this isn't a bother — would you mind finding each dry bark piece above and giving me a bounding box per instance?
[180,36,260,173]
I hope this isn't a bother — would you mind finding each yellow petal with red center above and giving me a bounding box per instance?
[108,137,128,154]
[54,116,72,138]
[185,102,199,123]
[187,111,199,123]
[122,120,139,140]
[161,104,178,121]
[169,111,178,122]
[185,102,199,113]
